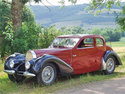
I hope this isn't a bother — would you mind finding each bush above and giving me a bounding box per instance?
[0,22,41,58]
[39,26,62,48]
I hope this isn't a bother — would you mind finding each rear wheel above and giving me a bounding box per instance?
[37,63,57,86]
[8,75,25,83]
[104,56,116,74]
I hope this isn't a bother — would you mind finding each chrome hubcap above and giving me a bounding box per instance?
[106,58,114,72]
[42,66,54,84]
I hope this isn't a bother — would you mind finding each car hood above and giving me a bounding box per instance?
[33,48,72,58]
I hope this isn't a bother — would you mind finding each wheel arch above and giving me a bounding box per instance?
[101,50,122,70]
[47,61,61,76]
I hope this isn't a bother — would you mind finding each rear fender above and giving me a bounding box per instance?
[101,50,122,70]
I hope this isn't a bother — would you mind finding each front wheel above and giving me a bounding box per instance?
[37,63,57,86]
[104,56,116,74]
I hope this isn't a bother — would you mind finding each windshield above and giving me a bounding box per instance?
[50,38,79,48]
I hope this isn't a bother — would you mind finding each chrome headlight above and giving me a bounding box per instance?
[10,54,16,57]
[10,60,14,68]
[25,61,31,70]
[26,50,36,61]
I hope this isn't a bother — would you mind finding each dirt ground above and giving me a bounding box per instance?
[53,77,125,94]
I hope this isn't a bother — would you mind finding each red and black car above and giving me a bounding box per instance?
[4,34,122,85]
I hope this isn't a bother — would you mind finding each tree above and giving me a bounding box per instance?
[1,0,40,31]
[116,5,125,30]
[0,1,35,33]
[0,1,36,58]
[60,0,121,15]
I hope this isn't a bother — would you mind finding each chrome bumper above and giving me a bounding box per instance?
[4,70,36,77]
[23,71,36,77]
[4,70,15,75]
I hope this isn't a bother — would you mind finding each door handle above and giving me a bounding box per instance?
[72,55,77,57]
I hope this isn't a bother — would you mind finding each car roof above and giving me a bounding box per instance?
[57,34,103,38]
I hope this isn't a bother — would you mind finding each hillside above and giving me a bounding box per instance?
[30,4,123,28]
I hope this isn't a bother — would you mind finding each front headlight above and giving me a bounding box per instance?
[10,54,16,57]
[26,50,36,61]
[10,60,14,68]
[25,61,31,70]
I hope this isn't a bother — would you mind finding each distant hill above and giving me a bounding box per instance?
[29,4,123,28]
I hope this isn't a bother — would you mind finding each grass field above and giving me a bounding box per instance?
[0,41,125,94]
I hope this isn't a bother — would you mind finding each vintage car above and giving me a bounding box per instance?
[4,34,122,85]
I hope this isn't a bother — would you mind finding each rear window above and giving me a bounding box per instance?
[78,38,94,48]
[84,38,94,47]
[96,38,104,47]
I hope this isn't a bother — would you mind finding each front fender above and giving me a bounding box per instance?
[32,55,73,75]
[4,53,25,73]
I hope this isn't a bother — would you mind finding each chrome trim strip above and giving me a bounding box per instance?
[4,70,15,75]
[101,58,106,70]
[23,72,36,77]
[77,47,94,49]
[30,50,37,58]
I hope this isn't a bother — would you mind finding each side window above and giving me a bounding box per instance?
[78,38,94,48]
[96,38,104,47]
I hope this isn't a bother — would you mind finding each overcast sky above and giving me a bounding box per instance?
[28,0,125,6]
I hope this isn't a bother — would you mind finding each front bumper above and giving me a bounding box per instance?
[4,70,36,77]
[4,70,15,75]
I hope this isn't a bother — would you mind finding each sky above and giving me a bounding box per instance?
[29,0,125,6]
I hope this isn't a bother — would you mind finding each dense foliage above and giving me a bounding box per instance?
[0,2,35,58]
[0,1,11,35]
[0,1,35,35]
[0,22,40,58]
[39,26,62,48]
[116,5,125,30]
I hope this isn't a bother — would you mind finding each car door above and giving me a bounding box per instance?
[72,37,98,74]
[95,38,106,70]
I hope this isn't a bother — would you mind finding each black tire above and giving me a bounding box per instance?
[8,75,25,83]
[104,56,116,74]
[37,63,57,86]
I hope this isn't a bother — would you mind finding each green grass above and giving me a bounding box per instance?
[0,41,125,94]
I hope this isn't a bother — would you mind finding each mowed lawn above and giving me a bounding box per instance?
[0,41,125,94]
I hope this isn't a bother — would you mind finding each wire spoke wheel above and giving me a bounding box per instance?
[42,66,55,84]
[104,56,116,74]
[106,58,115,72]
[37,63,56,86]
